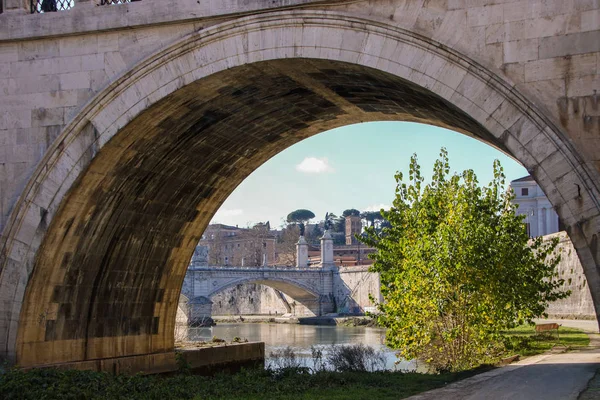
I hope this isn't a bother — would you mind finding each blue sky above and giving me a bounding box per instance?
[211,122,529,228]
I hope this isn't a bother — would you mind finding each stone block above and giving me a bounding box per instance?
[485,23,505,44]
[80,53,105,72]
[18,40,59,62]
[57,56,84,74]
[504,38,539,63]
[103,51,127,78]
[97,32,120,54]
[539,30,600,59]
[11,75,60,95]
[31,107,64,127]
[503,132,537,170]
[581,9,600,32]
[467,4,504,27]
[59,35,99,58]
[489,99,522,131]
[527,131,560,162]
[9,58,60,78]
[0,109,31,130]
[0,44,19,63]
[59,71,90,90]
[456,74,504,115]
[504,14,569,42]
[509,115,543,146]
[524,53,597,82]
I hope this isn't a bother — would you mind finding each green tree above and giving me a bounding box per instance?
[361,211,382,228]
[342,209,361,217]
[359,149,569,372]
[286,209,315,236]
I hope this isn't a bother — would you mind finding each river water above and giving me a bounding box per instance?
[188,323,418,371]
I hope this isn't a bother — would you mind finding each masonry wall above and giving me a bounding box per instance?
[545,232,596,319]
[0,0,599,234]
[210,284,291,316]
[334,267,381,314]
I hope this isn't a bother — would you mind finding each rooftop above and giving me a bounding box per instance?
[511,175,535,183]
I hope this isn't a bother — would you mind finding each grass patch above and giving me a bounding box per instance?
[501,324,589,357]
[0,366,487,400]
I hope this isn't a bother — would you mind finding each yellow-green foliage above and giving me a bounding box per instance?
[360,149,570,372]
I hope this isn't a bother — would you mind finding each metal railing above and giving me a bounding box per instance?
[31,0,73,13]
[31,0,139,13]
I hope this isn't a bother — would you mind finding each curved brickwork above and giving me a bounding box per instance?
[0,3,598,368]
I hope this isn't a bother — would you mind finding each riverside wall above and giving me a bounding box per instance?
[545,232,596,319]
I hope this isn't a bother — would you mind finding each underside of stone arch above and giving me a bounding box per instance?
[208,278,324,316]
[16,59,500,367]
[208,278,319,301]
[2,12,599,369]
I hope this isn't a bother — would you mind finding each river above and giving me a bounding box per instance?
[188,322,419,371]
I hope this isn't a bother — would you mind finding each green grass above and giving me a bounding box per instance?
[0,366,489,400]
[0,326,589,399]
[501,324,589,357]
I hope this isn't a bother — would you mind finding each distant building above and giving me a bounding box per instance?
[345,215,362,245]
[510,175,563,237]
[199,223,277,266]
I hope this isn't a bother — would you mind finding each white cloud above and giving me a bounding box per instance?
[295,157,334,174]
[363,204,390,212]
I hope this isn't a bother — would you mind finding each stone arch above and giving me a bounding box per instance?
[1,10,599,367]
[206,277,323,317]
[206,277,320,301]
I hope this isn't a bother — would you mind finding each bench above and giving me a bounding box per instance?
[535,323,561,339]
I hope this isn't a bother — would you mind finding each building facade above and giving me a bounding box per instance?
[200,223,277,266]
[345,215,362,245]
[510,176,562,237]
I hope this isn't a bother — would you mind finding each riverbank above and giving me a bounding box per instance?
[1,326,593,399]
[212,314,377,326]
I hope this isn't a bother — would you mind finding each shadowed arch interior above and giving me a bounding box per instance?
[18,59,510,366]
[207,278,321,315]
[207,279,319,301]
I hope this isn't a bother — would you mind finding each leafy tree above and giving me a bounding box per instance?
[287,209,316,223]
[342,209,361,218]
[361,211,382,228]
[359,149,569,372]
[325,212,345,234]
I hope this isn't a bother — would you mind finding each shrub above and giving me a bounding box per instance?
[267,346,305,370]
[326,344,386,372]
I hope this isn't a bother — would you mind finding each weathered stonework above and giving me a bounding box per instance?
[0,0,598,370]
[181,264,379,318]
[545,231,597,319]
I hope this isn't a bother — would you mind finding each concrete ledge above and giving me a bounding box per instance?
[178,342,265,374]
[20,342,265,375]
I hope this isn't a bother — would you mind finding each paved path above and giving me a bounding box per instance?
[407,334,600,400]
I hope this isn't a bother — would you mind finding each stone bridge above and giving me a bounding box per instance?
[0,0,599,372]
[181,265,337,318]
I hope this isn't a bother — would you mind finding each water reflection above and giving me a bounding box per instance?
[188,323,420,371]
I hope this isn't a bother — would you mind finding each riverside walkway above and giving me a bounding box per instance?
[408,320,600,400]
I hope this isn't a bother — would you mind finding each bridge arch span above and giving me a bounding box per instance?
[206,278,320,301]
[206,276,325,316]
[1,11,599,367]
